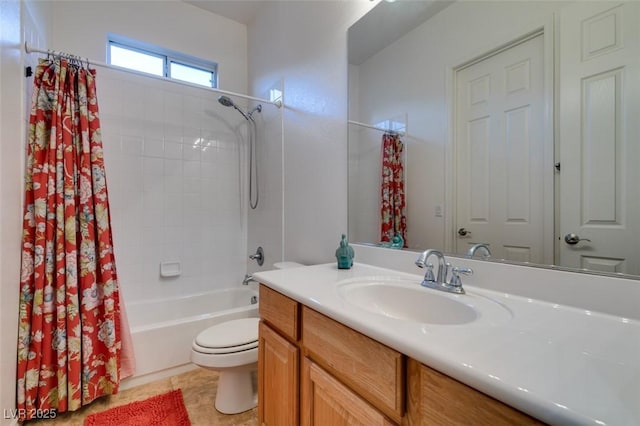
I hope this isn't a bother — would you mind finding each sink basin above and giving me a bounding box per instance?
[337,276,512,325]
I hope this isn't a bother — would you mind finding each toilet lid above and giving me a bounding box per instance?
[195,317,259,349]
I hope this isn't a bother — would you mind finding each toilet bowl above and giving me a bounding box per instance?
[190,317,259,414]
[190,262,304,414]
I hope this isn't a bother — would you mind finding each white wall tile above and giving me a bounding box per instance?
[164,141,183,160]
[144,137,164,158]
[163,159,182,176]
[143,226,164,247]
[183,177,201,194]
[183,160,201,177]
[143,191,164,228]
[121,135,143,157]
[163,194,183,227]
[144,87,164,123]
[183,145,202,162]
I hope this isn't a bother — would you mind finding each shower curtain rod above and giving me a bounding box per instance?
[348,120,405,136]
[24,42,283,108]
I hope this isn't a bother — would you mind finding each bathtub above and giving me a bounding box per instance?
[123,287,259,381]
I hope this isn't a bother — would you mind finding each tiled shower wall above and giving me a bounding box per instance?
[98,68,251,304]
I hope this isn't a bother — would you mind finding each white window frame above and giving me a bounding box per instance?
[107,34,218,88]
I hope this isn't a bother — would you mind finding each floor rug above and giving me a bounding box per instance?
[84,389,191,426]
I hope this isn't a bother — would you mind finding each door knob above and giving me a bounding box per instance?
[564,233,591,245]
[458,227,471,237]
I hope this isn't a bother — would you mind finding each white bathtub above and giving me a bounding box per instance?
[124,287,259,381]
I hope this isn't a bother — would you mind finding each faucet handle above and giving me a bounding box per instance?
[449,267,473,288]
[249,246,264,266]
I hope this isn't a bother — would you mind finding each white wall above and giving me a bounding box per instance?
[245,24,285,274]
[244,98,284,274]
[0,3,22,422]
[51,1,248,94]
[49,1,252,304]
[248,1,374,265]
[351,1,565,250]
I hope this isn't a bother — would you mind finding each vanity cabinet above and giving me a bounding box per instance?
[258,284,541,426]
[258,285,398,426]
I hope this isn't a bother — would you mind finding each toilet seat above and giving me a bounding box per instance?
[192,340,257,355]
[192,317,259,355]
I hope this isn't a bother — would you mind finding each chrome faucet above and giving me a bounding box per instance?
[415,249,472,294]
[242,274,256,286]
[466,243,491,260]
[415,249,448,284]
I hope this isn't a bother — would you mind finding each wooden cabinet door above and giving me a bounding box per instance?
[301,357,396,426]
[302,307,404,422]
[258,321,299,426]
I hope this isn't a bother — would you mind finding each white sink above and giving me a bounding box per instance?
[337,276,512,325]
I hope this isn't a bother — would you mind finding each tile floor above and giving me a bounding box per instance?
[27,369,257,426]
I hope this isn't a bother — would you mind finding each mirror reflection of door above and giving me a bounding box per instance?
[454,34,549,263]
[559,2,640,275]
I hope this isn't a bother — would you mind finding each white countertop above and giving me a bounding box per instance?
[254,262,640,426]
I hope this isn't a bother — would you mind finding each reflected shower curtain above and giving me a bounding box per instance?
[380,133,407,246]
[16,58,130,421]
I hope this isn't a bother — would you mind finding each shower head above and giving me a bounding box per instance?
[218,95,251,121]
[218,95,235,108]
[217,95,262,209]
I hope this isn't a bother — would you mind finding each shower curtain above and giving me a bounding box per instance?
[380,132,407,246]
[16,57,133,421]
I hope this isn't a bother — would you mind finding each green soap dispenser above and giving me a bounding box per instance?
[391,233,404,249]
[335,234,355,269]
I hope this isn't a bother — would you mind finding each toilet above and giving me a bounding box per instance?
[190,261,304,414]
[190,317,260,414]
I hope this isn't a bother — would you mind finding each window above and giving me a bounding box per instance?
[107,34,218,88]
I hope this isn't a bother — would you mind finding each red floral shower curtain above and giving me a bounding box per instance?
[380,133,407,246]
[16,58,122,421]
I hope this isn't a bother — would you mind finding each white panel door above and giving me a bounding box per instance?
[559,2,640,274]
[455,34,547,263]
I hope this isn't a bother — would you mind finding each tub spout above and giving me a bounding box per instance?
[243,274,256,286]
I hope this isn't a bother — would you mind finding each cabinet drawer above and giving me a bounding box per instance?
[302,307,404,422]
[259,285,299,341]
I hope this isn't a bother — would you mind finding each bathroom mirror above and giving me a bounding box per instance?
[348,0,640,279]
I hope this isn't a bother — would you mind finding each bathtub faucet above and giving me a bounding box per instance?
[242,274,256,286]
